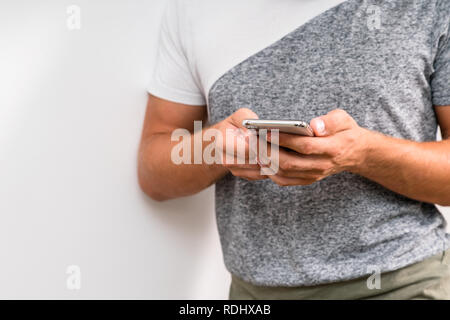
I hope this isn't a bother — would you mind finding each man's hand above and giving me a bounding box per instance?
[264,109,370,186]
[215,108,268,181]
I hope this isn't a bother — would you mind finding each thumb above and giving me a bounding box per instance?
[229,108,259,128]
[310,109,357,137]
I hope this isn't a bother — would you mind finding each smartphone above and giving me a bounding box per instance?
[242,119,314,136]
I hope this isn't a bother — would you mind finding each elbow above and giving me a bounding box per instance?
[146,192,171,202]
[138,174,170,202]
[137,165,171,202]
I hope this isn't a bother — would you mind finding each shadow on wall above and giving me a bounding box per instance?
[139,186,227,299]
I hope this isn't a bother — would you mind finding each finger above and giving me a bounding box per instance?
[230,168,268,181]
[265,148,333,177]
[310,109,357,137]
[270,133,338,156]
[229,108,259,129]
[268,174,317,187]
[220,128,259,164]
[223,162,261,170]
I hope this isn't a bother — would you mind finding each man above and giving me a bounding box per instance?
[138,0,450,299]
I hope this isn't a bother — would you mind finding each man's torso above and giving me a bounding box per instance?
[178,0,450,286]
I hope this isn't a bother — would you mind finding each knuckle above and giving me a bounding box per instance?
[345,137,355,148]
[300,142,313,155]
[334,108,347,116]
[330,108,351,122]
[279,159,293,171]
[236,108,256,119]
[237,107,252,114]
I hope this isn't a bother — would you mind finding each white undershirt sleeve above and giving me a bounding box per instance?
[147,0,206,106]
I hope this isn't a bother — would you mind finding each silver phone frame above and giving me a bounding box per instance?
[242,119,314,136]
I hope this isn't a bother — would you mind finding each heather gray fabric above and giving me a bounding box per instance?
[207,0,450,286]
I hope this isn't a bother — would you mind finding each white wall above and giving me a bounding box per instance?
[0,0,229,299]
[0,0,448,299]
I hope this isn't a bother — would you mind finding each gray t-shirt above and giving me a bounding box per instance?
[208,0,450,286]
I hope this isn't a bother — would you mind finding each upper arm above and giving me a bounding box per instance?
[140,94,206,143]
[435,106,450,139]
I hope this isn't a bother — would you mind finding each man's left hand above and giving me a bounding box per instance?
[264,109,371,186]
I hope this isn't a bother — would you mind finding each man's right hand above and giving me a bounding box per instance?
[214,108,269,181]
[139,95,268,201]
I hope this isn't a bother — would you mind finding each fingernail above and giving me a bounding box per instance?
[316,119,326,135]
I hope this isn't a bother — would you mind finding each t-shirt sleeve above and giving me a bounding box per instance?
[431,4,450,106]
[147,0,206,106]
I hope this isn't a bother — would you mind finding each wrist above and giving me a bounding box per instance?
[348,127,380,175]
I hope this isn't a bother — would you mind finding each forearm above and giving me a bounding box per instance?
[138,126,228,201]
[352,130,450,206]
